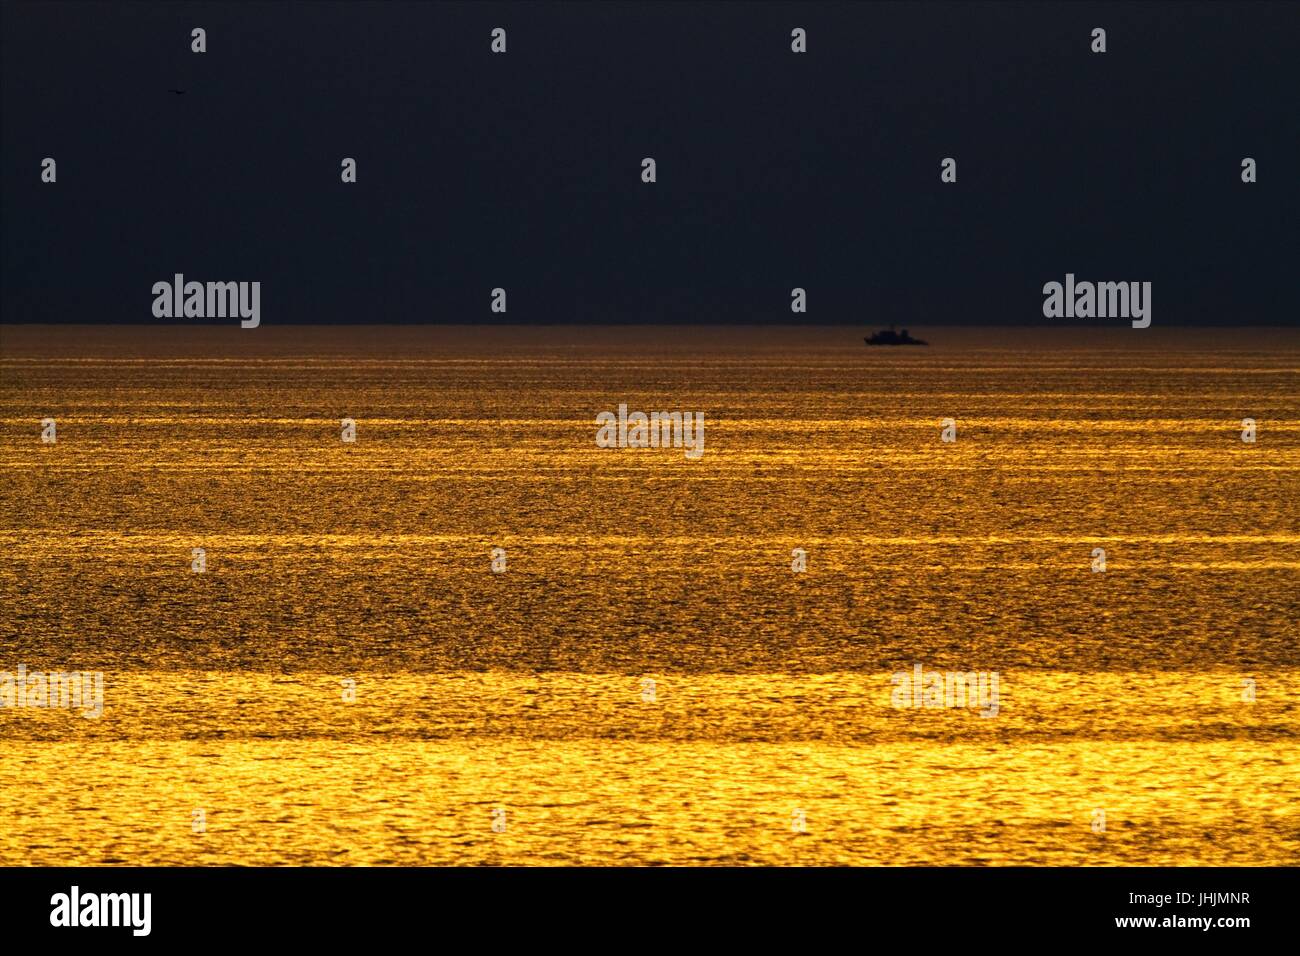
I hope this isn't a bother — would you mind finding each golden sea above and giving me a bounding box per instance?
[1,324,1297,865]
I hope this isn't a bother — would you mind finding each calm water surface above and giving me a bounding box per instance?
[1,325,1297,864]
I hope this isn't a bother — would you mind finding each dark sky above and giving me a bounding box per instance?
[2,0,1297,325]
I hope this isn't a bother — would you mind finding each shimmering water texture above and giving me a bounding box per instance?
[1,325,1297,865]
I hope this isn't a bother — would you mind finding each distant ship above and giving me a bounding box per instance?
[864,325,927,346]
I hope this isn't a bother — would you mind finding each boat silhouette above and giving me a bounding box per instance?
[864,325,927,346]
